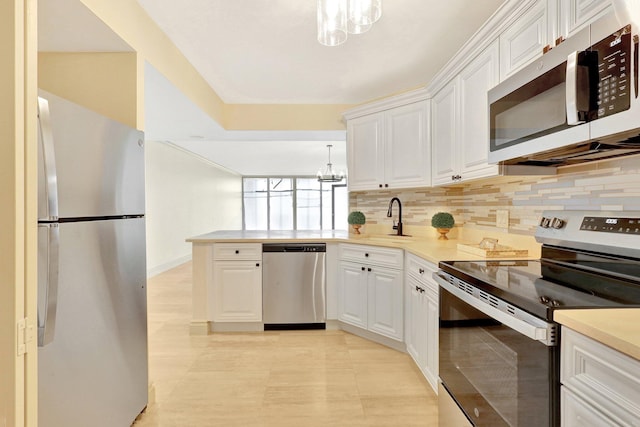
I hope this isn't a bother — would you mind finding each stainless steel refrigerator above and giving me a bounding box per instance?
[37,90,148,427]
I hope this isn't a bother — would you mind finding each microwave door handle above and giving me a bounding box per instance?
[566,51,586,125]
[37,97,59,221]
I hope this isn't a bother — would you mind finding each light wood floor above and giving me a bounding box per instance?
[134,262,438,426]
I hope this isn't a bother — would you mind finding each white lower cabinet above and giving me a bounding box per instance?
[404,254,439,393]
[337,261,368,329]
[561,387,616,426]
[210,243,262,323]
[338,244,404,342]
[367,265,404,340]
[561,327,640,426]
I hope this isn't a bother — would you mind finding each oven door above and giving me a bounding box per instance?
[437,280,559,427]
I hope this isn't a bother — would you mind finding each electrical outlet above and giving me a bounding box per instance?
[496,210,509,228]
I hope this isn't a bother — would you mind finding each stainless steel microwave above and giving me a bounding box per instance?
[488,7,640,166]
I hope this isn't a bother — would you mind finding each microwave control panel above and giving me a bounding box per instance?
[592,25,632,119]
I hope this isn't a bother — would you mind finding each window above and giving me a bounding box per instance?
[243,177,348,230]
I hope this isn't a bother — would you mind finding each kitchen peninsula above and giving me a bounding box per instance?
[186,227,541,336]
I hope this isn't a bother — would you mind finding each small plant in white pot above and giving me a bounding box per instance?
[431,212,455,240]
[348,211,366,234]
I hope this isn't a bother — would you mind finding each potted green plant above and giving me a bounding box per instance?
[431,212,455,240]
[347,211,366,234]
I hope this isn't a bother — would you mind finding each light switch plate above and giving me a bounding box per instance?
[496,210,509,228]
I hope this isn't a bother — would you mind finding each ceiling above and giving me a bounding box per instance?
[136,0,505,104]
[38,0,506,176]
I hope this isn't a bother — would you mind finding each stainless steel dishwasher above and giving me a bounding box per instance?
[262,243,326,330]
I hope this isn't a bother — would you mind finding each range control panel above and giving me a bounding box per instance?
[580,216,640,234]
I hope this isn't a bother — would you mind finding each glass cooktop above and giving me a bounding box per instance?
[438,252,640,321]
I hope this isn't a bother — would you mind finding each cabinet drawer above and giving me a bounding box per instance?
[561,327,640,424]
[339,243,403,269]
[213,243,262,260]
[405,253,438,281]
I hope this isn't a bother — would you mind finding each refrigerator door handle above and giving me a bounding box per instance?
[37,97,59,221]
[38,224,60,347]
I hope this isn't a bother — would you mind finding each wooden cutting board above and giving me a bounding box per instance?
[457,243,528,258]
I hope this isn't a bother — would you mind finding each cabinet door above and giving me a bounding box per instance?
[347,113,385,191]
[500,0,549,81]
[384,101,431,189]
[458,40,500,182]
[367,266,403,341]
[424,286,439,393]
[561,0,611,39]
[431,80,458,186]
[405,276,425,367]
[337,261,368,328]
[211,260,262,322]
[561,387,616,427]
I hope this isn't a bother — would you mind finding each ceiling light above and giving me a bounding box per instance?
[317,144,346,183]
[317,0,382,46]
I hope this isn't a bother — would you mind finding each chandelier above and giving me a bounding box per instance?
[317,144,346,183]
[317,0,382,47]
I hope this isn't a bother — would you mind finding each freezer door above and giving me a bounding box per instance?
[38,90,145,218]
[38,218,148,427]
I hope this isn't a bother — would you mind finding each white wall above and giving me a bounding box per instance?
[145,141,242,276]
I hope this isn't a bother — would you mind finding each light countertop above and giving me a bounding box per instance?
[187,229,350,242]
[554,309,640,361]
[186,227,540,264]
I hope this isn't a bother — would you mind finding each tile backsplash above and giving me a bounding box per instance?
[349,155,640,236]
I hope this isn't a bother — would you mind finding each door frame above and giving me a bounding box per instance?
[0,1,39,426]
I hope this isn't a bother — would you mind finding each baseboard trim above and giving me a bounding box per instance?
[147,254,192,278]
[189,321,210,336]
[339,322,407,353]
[325,319,341,330]
[210,322,264,332]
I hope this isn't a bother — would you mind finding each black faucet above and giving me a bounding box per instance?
[387,197,403,236]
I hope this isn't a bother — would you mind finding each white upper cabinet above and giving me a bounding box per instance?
[560,0,612,39]
[347,112,385,191]
[345,95,431,191]
[384,101,431,189]
[431,81,457,185]
[500,0,612,82]
[432,41,500,186]
[500,0,550,81]
[458,39,500,181]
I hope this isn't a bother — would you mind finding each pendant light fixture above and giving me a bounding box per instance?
[317,0,382,46]
[317,144,345,183]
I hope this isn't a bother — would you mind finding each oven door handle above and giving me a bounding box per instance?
[434,273,554,345]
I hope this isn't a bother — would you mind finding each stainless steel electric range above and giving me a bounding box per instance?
[433,210,640,427]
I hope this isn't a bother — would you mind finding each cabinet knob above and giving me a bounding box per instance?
[415,286,420,292]
[367,268,372,272]
[361,267,365,271]
[256,263,260,267]
[379,184,383,188]
[418,268,424,274]
[384,184,389,188]
[365,253,369,257]
[235,250,239,254]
